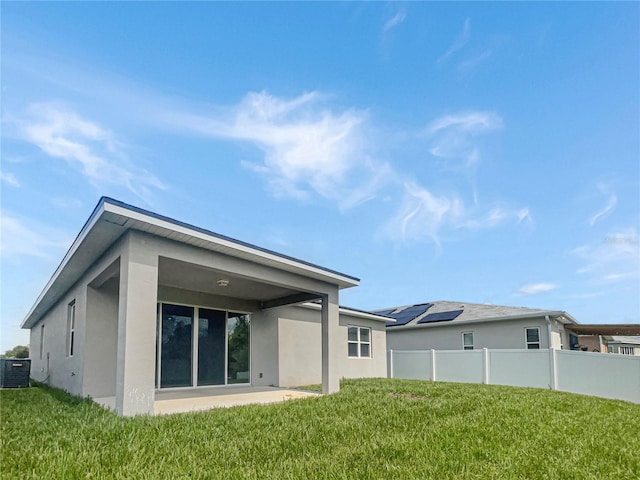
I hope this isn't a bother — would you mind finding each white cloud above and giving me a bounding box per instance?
[458,49,493,72]
[573,228,640,284]
[0,172,20,187]
[0,213,71,259]
[425,111,503,166]
[164,91,390,209]
[384,181,528,245]
[439,18,471,62]
[589,183,617,226]
[17,102,166,202]
[383,9,407,32]
[515,283,558,296]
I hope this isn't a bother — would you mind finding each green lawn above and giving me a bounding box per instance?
[2,379,639,479]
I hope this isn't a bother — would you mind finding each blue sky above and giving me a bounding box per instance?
[1,2,639,351]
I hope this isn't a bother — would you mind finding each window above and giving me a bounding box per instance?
[67,300,76,357]
[525,327,540,349]
[348,326,371,358]
[619,346,635,355]
[462,332,474,350]
[39,324,45,360]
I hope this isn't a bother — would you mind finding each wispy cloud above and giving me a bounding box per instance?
[439,18,471,62]
[0,213,71,259]
[589,183,617,226]
[163,91,390,209]
[515,283,558,296]
[15,102,166,202]
[384,181,528,245]
[425,111,503,166]
[383,9,407,32]
[458,49,493,72]
[0,172,20,187]
[573,228,640,284]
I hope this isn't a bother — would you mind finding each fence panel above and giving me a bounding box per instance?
[555,350,640,403]
[435,350,484,383]
[389,348,640,403]
[391,350,432,380]
[489,349,551,389]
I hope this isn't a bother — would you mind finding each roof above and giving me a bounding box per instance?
[606,335,640,345]
[21,197,360,329]
[300,302,392,323]
[565,324,640,336]
[379,300,576,331]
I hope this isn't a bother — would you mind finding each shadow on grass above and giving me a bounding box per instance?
[30,380,97,408]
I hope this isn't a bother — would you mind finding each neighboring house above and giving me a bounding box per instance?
[603,336,640,356]
[563,324,640,354]
[382,301,576,352]
[21,198,388,416]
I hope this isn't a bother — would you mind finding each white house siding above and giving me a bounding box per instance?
[387,317,561,352]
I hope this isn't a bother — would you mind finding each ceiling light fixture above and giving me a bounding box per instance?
[217,279,229,287]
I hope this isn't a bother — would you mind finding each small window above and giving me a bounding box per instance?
[462,332,474,350]
[39,324,45,360]
[67,300,76,357]
[525,327,540,350]
[348,326,371,358]
[619,346,634,355]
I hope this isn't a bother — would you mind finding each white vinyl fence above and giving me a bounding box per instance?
[388,348,640,404]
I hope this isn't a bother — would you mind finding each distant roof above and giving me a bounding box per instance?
[608,336,640,345]
[22,197,359,329]
[565,324,640,336]
[377,300,575,330]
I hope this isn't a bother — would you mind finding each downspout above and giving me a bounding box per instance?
[545,315,554,350]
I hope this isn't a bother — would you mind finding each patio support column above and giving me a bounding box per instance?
[321,288,340,394]
[116,233,158,416]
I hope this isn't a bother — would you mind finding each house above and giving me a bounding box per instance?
[562,324,640,353]
[21,197,388,416]
[605,336,640,356]
[382,301,577,352]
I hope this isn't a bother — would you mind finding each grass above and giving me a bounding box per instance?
[2,379,639,479]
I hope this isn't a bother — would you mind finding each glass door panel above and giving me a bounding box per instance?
[160,304,194,388]
[227,313,250,384]
[197,308,226,386]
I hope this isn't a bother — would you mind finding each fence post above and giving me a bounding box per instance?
[431,349,437,381]
[388,350,393,378]
[549,348,557,390]
[483,348,490,384]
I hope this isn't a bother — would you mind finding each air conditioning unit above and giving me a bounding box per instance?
[0,358,31,388]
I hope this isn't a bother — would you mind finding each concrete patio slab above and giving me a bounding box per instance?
[153,386,320,414]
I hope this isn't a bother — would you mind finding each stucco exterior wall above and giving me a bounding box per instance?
[83,279,119,399]
[276,305,387,387]
[387,317,563,351]
[29,234,128,397]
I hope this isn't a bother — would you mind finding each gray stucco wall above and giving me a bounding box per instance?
[387,317,565,351]
[276,305,387,387]
[29,234,128,397]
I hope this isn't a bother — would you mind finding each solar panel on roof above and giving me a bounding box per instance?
[417,309,463,324]
[374,309,396,317]
[385,303,432,327]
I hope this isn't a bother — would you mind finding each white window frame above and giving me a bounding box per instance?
[525,327,541,350]
[67,300,76,357]
[462,332,474,350]
[619,346,634,355]
[348,326,371,358]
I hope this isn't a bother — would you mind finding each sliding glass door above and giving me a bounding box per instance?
[197,309,226,386]
[160,304,193,388]
[156,303,250,389]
